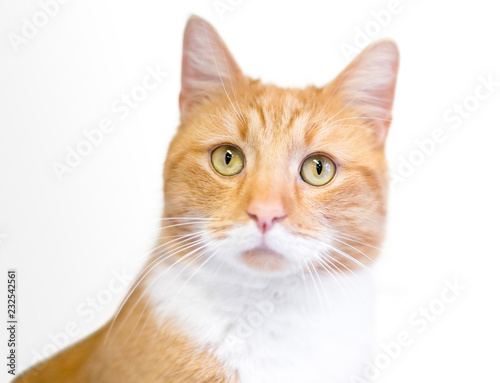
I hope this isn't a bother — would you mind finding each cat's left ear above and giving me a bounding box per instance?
[179,16,246,117]
[327,40,400,143]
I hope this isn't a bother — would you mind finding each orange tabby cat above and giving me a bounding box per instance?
[15,15,399,383]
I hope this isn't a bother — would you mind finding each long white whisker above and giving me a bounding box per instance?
[153,221,211,232]
[168,246,222,307]
[319,253,370,298]
[129,243,217,343]
[125,230,212,268]
[330,237,375,264]
[104,234,212,344]
[318,240,371,272]
[156,217,216,221]
[304,259,326,312]
[309,257,333,313]
[333,232,384,252]
[314,256,353,305]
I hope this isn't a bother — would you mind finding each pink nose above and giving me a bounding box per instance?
[247,201,286,234]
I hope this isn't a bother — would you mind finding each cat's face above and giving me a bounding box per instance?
[161,16,399,276]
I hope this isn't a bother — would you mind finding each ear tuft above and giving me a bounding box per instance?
[180,16,245,116]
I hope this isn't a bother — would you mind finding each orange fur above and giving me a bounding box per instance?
[15,15,398,382]
[15,286,236,382]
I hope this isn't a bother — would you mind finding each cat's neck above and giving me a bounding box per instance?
[145,262,375,383]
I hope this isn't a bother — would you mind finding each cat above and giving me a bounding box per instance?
[15,15,399,383]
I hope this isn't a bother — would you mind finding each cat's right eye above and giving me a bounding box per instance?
[211,145,245,176]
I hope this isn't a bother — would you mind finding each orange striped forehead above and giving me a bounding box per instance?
[178,81,387,178]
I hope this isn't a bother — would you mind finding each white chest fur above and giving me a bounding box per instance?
[146,264,375,383]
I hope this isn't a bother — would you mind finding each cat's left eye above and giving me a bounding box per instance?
[211,145,245,176]
[300,154,336,187]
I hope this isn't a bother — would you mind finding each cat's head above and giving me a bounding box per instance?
[161,16,399,276]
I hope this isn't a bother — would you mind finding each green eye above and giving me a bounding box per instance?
[211,145,244,176]
[300,154,336,186]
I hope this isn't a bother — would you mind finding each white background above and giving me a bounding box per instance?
[1,0,499,382]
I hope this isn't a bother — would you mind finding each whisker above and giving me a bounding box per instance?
[168,245,221,307]
[146,245,223,344]
[125,230,211,267]
[316,239,372,271]
[315,256,365,322]
[114,239,210,345]
[130,243,218,344]
[153,221,211,232]
[319,253,370,298]
[208,248,227,282]
[314,255,352,304]
[304,259,327,312]
[288,252,311,309]
[333,232,384,252]
[104,234,212,344]
[156,217,217,221]
[309,257,333,313]
[331,237,375,264]
[321,233,377,264]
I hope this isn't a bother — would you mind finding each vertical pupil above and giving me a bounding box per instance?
[314,159,323,175]
[225,150,233,165]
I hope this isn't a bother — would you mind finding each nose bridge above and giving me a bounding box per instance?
[245,165,288,233]
[247,165,286,206]
[246,138,291,203]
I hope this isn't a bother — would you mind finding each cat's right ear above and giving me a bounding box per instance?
[179,16,246,117]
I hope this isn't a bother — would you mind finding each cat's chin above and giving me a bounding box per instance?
[240,247,291,272]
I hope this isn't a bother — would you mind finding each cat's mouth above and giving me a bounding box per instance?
[240,246,290,272]
[208,223,322,275]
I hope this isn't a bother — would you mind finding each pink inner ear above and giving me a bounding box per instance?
[179,16,245,116]
[335,40,400,140]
